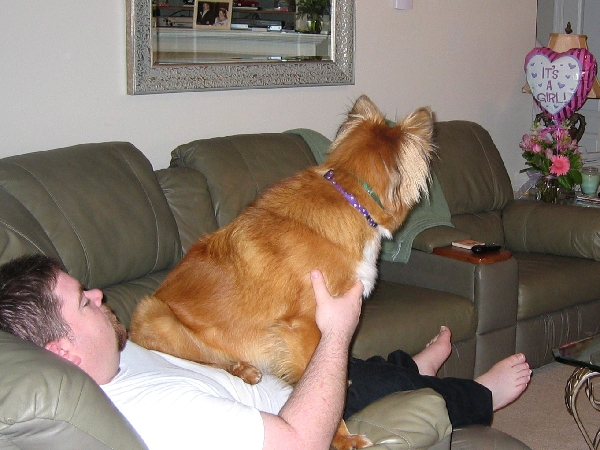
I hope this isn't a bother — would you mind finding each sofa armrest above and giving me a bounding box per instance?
[411,225,471,253]
[379,251,518,376]
[0,331,148,450]
[503,199,600,260]
[346,388,452,450]
[380,252,517,332]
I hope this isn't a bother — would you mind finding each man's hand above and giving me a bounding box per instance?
[262,271,365,450]
[310,270,364,344]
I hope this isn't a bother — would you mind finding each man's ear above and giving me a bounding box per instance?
[45,339,82,366]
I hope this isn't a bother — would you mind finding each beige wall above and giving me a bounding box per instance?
[0,0,537,188]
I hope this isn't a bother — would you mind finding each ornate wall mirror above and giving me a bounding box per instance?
[126,0,355,94]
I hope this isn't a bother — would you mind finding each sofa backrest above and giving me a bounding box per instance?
[0,185,62,263]
[169,123,513,248]
[432,121,514,244]
[155,166,219,254]
[170,133,317,229]
[0,142,182,290]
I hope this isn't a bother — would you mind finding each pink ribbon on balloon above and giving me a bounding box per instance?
[524,47,597,122]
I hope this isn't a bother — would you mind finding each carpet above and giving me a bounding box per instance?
[493,361,600,450]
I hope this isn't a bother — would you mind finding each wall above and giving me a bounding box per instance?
[0,0,537,188]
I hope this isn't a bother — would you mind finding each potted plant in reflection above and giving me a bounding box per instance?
[296,0,330,34]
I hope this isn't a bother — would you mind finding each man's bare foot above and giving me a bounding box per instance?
[475,353,531,411]
[413,326,452,376]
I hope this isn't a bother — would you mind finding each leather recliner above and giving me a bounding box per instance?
[379,121,600,374]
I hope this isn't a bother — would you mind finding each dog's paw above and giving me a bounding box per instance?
[229,361,262,384]
[331,433,373,450]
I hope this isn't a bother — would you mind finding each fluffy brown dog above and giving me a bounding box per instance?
[130,95,434,449]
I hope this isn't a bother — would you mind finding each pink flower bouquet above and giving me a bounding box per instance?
[519,120,583,190]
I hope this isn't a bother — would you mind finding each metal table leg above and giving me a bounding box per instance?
[565,367,600,450]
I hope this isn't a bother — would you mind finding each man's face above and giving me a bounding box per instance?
[51,271,126,384]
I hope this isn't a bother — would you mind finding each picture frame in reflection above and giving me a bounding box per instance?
[193,0,233,29]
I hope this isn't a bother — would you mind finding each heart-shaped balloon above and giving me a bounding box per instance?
[525,47,597,122]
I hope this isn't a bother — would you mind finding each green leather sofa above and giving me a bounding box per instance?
[0,125,531,449]
[379,121,600,374]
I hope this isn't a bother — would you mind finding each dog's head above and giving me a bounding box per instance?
[326,95,435,230]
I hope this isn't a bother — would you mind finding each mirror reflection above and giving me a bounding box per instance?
[153,1,332,64]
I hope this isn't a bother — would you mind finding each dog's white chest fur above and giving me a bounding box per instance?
[356,226,392,297]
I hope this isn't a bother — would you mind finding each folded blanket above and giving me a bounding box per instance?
[284,128,331,164]
[380,172,452,263]
[284,128,453,263]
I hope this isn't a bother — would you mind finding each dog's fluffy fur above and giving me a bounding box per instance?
[130,95,434,449]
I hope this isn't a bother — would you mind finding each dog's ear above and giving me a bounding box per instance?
[396,107,434,144]
[347,95,385,123]
[333,95,386,144]
[389,107,435,208]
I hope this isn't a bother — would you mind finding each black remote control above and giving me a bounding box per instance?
[471,244,501,254]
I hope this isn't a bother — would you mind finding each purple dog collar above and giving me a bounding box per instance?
[324,170,378,228]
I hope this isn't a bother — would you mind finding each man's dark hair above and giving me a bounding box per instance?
[0,254,71,347]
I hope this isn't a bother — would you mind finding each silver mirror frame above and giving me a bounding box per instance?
[126,0,355,94]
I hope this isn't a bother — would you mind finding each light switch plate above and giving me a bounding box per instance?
[394,0,413,10]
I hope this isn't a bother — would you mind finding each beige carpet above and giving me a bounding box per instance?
[493,361,600,450]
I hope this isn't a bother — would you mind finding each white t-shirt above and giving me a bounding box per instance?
[101,341,293,450]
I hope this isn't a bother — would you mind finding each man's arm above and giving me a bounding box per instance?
[261,270,363,450]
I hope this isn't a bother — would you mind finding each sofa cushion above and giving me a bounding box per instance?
[503,200,600,260]
[170,133,317,228]
[102,269,171,329]
[0,330,147,450]
[346,388,452,450]
[0,142,181,290]
[451,211,506,246]
[352,281,477,359]
[432,122,513,216]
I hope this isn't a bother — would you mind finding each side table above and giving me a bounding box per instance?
[432,245,512,264]
[554,335,600,450]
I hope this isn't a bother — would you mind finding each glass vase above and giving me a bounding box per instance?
[536,174,559,203]
[306,13,323,34]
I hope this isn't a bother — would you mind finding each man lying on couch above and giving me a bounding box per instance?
[0,254,531,450]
